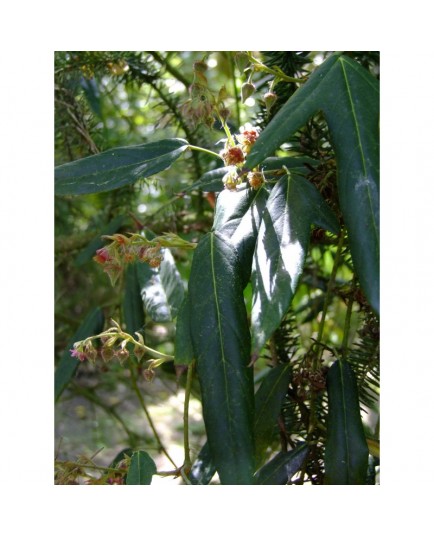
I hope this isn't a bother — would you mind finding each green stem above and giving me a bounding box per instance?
[129,365,177,469]
[247,53,306,84]
[56,461,128,473]
[188,144,223,161]
[217,114,235,146]
[81,331,173,360]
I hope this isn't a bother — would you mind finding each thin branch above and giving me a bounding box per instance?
[128,364,177,469]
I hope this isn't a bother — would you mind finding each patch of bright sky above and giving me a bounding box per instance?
[207,57,218,68]
[313,53,325,65]
[165,78,185,94]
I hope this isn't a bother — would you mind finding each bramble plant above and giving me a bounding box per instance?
[55,51,379,485]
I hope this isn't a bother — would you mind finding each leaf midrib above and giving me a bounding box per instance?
[339,58,379,246]
[339,59,367,176]
[210,234,235,439]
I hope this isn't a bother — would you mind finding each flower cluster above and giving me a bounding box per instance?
[221,126,263,191]
[70,319,174,380]
[93,232,196,286]
[93,233,164,285]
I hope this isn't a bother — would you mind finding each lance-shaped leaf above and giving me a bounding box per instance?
[324,360,369,485]
[246,53,379,314]
[254,443,309,485]
[136,248,185,322]
[188,232,255,484]
[189,363,291,484]
[55,307,104,401]
[126,451,157,485]
[213,187,269,286]
[251,174,339,353]
[55,138,188,196]
[254,363,292,465]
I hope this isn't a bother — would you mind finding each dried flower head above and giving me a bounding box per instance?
[247,171,264,190]
[221,146,245,167]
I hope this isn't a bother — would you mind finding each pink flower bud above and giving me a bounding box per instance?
[70,348,87,361]
[94,248,111,264]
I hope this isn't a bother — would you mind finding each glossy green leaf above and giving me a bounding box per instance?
[251,174,339,353]
[213,187,269,286]
[55,138,188,196]
[174,296,194,366]
[55,307,104,401]
[126,451,157,485]
[254,443,309,485]
[123,263,145,334]
[254,363,292,465]
[188,232,255,484]
[74,214,127,266]
[136,248,184,322]
[189,442,216,485]
[324,360,369,485]
[246,53,379,314]
[189,364,292,484]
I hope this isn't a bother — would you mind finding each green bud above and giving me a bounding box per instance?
[241,82,255,103]
[134,345,146,361]
[264,91,277,113]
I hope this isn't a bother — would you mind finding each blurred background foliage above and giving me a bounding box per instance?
[55,51,379,484]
